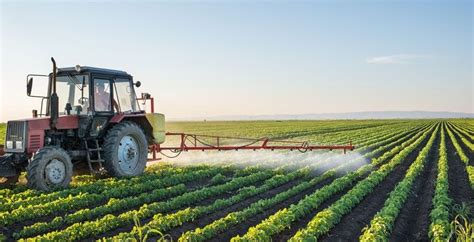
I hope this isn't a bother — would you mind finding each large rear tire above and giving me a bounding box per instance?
[27,147,73,191]
[103,121,148,177]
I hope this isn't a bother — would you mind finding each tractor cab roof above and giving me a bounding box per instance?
[56,66,131,77]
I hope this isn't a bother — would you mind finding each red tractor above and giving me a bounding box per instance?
[0,58,354,191]
[0,58,165,190]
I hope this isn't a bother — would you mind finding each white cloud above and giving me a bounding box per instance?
[366,54,428,64]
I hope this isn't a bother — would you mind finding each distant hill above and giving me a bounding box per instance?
[173,111,474,121]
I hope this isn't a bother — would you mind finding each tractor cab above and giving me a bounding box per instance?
[28,66,141,118]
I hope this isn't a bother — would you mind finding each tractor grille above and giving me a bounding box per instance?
[5,121,27,152]
[29,135,41,151]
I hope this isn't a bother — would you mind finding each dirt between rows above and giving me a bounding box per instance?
[388,129,440,241]
[318,129,433,242]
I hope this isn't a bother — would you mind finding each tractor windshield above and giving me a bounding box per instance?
[56,74,90,115]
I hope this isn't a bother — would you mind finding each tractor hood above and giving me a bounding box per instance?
[12,115,79,130]
[4,116,79,153]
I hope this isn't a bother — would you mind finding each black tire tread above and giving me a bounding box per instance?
[102,121,148,177]
[27,146,72,191]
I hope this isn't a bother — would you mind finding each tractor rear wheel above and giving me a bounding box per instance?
[27,147,73,191]
[103,121,148,177]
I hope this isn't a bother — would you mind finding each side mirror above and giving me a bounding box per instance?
[27,77,33,96]
[135,81,141,88]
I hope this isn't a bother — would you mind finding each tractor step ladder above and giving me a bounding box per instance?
[84,140,105,175]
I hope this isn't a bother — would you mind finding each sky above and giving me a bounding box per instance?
[0,0,472,121]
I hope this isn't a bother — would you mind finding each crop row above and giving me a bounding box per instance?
[14,184,186,239]
[354,123,428,149]
[467,166,474,190]
[2,166,228,226]
[445,124,469,164]
[450,121,474,140]
[428,124,452,241]
[445,122,474,189]
[297,121,421,146]
[448,122,474,152]
[30,170,275,240]
[0,164,208,209]
[356,124,428,154]
[288,124,437,241]
[0,163,177,201]
[312,122,413,145]
[358,124,439,241]
[193,120,401,142]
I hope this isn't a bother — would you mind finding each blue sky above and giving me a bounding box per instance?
[1,0,472,121]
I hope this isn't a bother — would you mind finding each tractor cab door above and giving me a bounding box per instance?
[92,77,114,113]
[86,77,114,137]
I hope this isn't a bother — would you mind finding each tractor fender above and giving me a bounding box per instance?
[108,113,166,144]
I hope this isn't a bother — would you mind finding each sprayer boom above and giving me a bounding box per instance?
[149,132,355,159]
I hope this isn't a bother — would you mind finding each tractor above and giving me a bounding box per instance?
[0,58,354,191]
[0,58,165,190]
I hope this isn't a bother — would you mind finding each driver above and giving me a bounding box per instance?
[94,81,111,111]
[94,80,120,112]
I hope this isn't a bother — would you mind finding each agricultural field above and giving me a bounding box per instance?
[0,119,473,241]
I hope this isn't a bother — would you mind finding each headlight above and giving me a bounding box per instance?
[45,136,52,145]
[6,141,13,149]
[16,141,23,150]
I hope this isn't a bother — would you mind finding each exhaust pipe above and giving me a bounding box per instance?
[50,57,58,129]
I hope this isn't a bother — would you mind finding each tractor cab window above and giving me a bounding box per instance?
[113,78,137,113]
[56,74,90,115]
[93,79,113,112]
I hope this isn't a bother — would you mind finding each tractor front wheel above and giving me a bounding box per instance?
[27,147,73,191]
[103,121,148,177]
